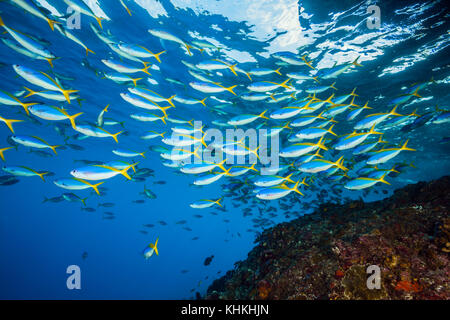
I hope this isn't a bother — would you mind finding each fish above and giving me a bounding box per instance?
[2,165,48,181]
[247,79,291,92]
[0,175,20,186]
[148,29,193,55]
[13,65,78,104]
[228,110,268,126]
[11,135,60,154]
[354,106,403,130]
[190,198,222,209]
[112,148,146,158]
[318,57,362,79]
[62,192,87,206]
[102,59,150,75]
[256,180,304,200]
[54,178,104,195]
[0,15,56,65]
[63,0,105,28]
[344,173,390,190]
[70,162,138,181]
[10,0,61,30]
[73,124,123,143]
[196,59,238,76]
[28,104,82,129]
[190,81,237,95]
[143,237,159,259]
[366,140,416,165]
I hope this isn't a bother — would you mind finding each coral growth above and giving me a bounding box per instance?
[206,176,450,300]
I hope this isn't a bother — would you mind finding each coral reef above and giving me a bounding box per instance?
[206,176,450,300]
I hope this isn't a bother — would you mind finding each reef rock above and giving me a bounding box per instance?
[206,176,450,300]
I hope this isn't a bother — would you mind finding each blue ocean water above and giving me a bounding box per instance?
[0,0,448,299]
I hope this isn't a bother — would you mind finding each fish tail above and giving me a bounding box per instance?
[313,148,323,158]
[327,124,337,136]
[199,97,207,107]
[111,131,123,143]
[301,55,315,70]
[378,173,390,185]
[369,124,383,135]
[335,156,348,171]
[409,109,420,117]
[352,56,362,67]
[349,96,359,107]
[81,198,87,206]
[390,105,402,116]
[330,82,337,90]
[21,102,38,116]
[317,111,326,120]
[329,117,338,123]
[131,77,142,86]
[153,50,165,63]
[390,165,400,174]
[274,67,282,75]
[46,58,55,68]
[0,15,4,27]
[411,89,422,98]
[1,117,23,133]
[37,171,48,182]
[323,93,335,104]
[245,72,252,81]
[214,198,223,207]
[269,94,277,101]
[226,85,237,95]
[95,17,104,29]
[184,43,193,56]
[249,162,258,172]
[119,166,133,180]
[23,87,40,98]
[153,238,159,255]
[0,147,13,161]
[312,76,320,83]
[362,101,371,109]
[300,176,309,187]
[166,95,176,107]
[192,146,201,159]
[284,173,294,183]
[86,47,95,56]
[215,159,227,172]
[68,112,83,129]
[50,145,60,155]
[316,136,328,151]
[141,65,152,76]
[291,180,304,196]
[46,18,59,31]
[140,151,146,158]
[62,89,78,104]
[90,182,104,195]
[279,78,291,89]
[401,140,416,152]
[228,64,238,76]
[103,104,109,113]
[259,110,269,120]
[350,87,358,96]
[159,115,167,125]
[378,135,388,144]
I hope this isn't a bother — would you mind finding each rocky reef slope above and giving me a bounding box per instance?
[206,176,449,300]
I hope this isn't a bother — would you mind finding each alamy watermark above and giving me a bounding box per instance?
[367,5,381,29]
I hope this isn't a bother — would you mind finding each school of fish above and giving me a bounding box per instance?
[0,1,448,260]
